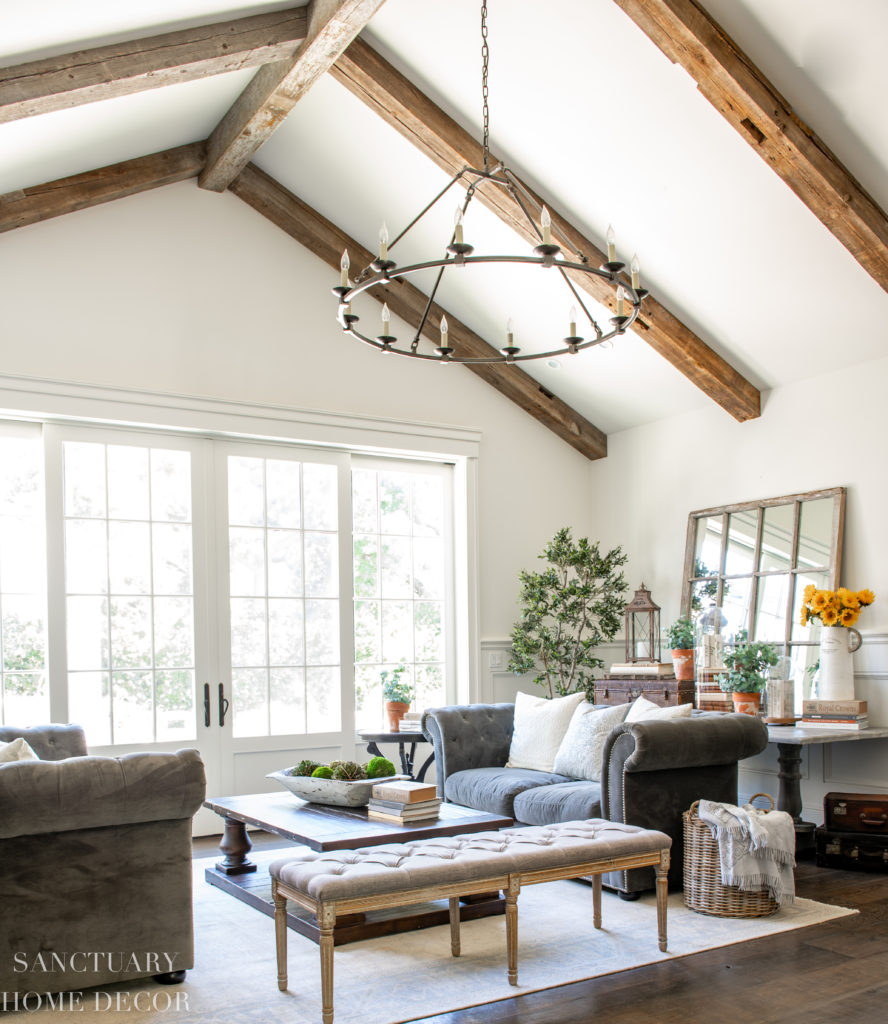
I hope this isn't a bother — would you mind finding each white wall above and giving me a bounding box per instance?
[0,180,595,646]
[588,360,888,821]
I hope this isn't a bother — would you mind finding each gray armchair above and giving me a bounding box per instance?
[421,704,768,895]
[0,725,206,995]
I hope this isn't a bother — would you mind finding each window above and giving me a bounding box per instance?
[0,427,48,725]
[352,462,452,730]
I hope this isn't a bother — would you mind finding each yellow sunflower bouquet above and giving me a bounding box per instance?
[799,585,875,628]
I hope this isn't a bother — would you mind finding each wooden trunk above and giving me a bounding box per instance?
[823,793,888,835]
[815,826,888,872]
[594,677,696,708]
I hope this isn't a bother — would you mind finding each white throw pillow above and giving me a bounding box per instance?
[506,690,585,772]
[0,737,39,762]
[625,695,694,722]
[552,701,631,781]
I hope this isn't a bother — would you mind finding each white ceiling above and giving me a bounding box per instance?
[2,0,887,434]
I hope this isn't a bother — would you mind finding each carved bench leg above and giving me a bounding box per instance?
[272,881,288,992]
[319,903,336,1024]
[505,876,520,986]
[449,897,461,957]
[656,850,670,952]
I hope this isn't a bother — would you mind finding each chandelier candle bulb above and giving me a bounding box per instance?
[440,315,449,343]
[607,224,617,263]
[569,305,577,337]
[631,254,640,290]
[616,286,626,317]
[382,303,391,334]
[453,208,464,245]
[340,250,350,288]
[541,205,552,245]
[378,222,389,261]
[507,317,514,345]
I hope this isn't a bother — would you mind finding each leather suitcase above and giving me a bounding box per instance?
[594,677,696,708]
[815,826,888,872]
[823,792,888,834]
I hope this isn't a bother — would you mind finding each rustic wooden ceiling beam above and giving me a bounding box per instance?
[229,163,608,460]
[0,143,205,233]
[199,0,388,193]
[612,0,888,294]
[330,38,760,423]
[0,9,309,124]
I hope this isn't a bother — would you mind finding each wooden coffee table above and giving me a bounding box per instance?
[203,792,512,945]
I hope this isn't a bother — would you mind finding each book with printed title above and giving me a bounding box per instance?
[371,780,438,804]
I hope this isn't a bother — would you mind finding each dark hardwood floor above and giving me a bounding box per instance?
[194,836,888,1024]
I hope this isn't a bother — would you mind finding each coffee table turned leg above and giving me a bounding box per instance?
[215,816,257,875]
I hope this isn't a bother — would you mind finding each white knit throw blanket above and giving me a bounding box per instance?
[697,800,796,905]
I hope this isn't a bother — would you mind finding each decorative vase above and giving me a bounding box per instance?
[671,649,695,682]
[818,626,862,700]
[732,691,761,716]
[385,701,410,731]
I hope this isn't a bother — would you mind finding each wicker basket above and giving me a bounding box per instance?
[683,792,780,918]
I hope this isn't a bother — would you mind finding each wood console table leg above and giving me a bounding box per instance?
[215,816,257,875]
[776,742,816,857]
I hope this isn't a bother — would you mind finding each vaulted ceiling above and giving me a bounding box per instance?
[3,0,887,459]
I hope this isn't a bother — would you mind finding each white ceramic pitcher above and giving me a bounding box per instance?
[818,625,862,700]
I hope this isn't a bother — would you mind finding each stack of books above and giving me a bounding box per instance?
[366,780,441,823]
[608,662,675,679]
[801,699,869,731]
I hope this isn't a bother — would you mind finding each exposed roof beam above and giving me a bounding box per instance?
[330,39,760,423]
[612,0,888,294]
[0,143,205,233]
[230,163,608,460]
[0,9,309,124]
[199,0,388,192]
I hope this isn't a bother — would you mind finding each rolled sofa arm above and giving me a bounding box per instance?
[422,704,515,799]
[0,748,207,839]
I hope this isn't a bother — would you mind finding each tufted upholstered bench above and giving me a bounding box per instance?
[270,819,671,1024]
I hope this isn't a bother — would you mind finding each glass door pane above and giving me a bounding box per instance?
[227,454,341,738]
[63,442,196,745]
[0,430,48,724]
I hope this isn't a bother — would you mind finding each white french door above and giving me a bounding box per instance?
[2,421,458,831]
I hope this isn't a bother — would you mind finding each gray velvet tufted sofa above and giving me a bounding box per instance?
[0,724,206,995]
[421,703,768,897]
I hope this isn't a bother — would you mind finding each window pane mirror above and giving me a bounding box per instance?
[681,488,845,706]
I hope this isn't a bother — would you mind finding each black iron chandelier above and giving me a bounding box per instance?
[332,1,646,364]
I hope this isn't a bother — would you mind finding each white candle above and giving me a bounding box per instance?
[440,314,449,345]
[454,207,464,245]
[506,317,514,346]
[378,221,389,261]
[631,253,640,289]
[382,302,391,335]
[616,286,626,317]
[340,250,350,288]
[569,305,577,337]
[606,224,616,262]
[541,206,551,245]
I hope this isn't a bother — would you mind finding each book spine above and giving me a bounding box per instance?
[371,785,437,803]
[368,799,440,812]
[800,721,867,730]
[367,810,440,823]
[802,701,867,715]
[800,715,867,722]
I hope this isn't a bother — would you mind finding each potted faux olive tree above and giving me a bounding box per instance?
[664,616,696,682]
[381,666,414,731]
[719,629,778,715]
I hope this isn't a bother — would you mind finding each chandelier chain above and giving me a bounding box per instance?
[481,0,490,171]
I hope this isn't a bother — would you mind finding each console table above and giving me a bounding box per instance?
[357,729,434,781]
[766,724,888,855]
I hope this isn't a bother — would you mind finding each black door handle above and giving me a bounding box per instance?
[218,683,230,727]
[203,683,211,728]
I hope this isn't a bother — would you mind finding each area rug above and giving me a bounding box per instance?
[11,861,855,1024]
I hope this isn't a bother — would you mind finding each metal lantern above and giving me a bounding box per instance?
[624,584,661,664]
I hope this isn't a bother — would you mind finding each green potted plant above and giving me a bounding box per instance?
[719,629,779,715]
[508,527,627,700]
[381,666,414,731]
[664,616,696,682]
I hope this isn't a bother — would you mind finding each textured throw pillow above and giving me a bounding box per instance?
[0,737,39,763]
[506,690,585,772]
[552,701,631,781]
[625,695,693,722]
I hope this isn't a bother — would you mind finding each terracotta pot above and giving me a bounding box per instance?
[671,648,695,682]
[732,691,761,716]
[385,701,410,731]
